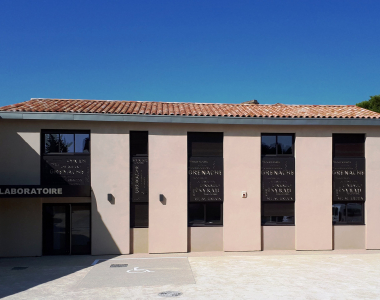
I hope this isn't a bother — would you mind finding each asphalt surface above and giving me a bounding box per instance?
[1,250,380,299]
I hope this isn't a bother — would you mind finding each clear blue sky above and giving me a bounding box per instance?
[1,0,379,106]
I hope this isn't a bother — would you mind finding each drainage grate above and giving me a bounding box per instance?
[12,267,28,270]
[110,264,128,268]
[158,291,183,297]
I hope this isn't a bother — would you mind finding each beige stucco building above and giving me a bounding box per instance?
[1,98,380,257]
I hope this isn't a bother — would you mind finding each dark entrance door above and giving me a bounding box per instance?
[43,204,91,255]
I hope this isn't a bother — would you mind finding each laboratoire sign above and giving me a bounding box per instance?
[261,157,295,201]
[333,158,365,202]
[131,157,148,202]
[0,185,91,198]
[188,157,223,202]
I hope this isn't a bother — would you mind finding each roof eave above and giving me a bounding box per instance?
[0,111,380,126]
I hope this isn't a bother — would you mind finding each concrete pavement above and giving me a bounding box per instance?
[1,250,380,299]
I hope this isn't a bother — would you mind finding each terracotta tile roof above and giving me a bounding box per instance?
[1,98,380,119]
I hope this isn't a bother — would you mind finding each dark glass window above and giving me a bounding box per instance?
[43,203,91,255]
[333,134,365,158]
[130,203,149,228]
[262,202,294,225]
[333,202,364,225]
[130,131,149,228]
[261,135,276,155]
[188,203,223,226]
[75,134,90,153]
[43,131,90,154]
[130,131,148,156]
[45,134,59,153]
[205,203,223,225]
[188,203,205,225]
[71,204,91,255]
[262,134,294,156]
[277,135,293,155]
[188,132,223,157]
[60,134,74,153]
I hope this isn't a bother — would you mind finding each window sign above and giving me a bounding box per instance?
[0,185,90,197]
[188,157,223,202]
[261,157,295,202]
[41,156,90,185]
[131,157,148,202]
[333,158,365,202]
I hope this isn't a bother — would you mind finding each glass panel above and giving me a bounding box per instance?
[43,204,70,255]
[59,134,74,153]
[75,134,90,153]
[346,203,363,224]
[261,135,276,155]
[333,134,365,157]
[334,143,364,157]
[188,132,223,157]
[131,203,149,227]
[53,205,67,250]
[71,204,91,254]
[188,203,205,225]
[205,203,222,225]
[277,135,293,155]
[130,131,148,156]
[262,202,294,224]
[45,134,59,153]
[332,203,346,223]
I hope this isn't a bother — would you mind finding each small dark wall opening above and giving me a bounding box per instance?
[42,203,91,255]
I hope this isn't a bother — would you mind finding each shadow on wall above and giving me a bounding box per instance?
[0,130,44,257]
[0,129,41,184]
[91,191,121,255]
[0,125,122,297]
[0,255,120,299]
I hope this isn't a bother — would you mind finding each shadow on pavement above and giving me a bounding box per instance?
[0,255,119,298]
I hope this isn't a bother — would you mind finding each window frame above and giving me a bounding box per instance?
[261,201,295,226]
[188,202,223,227]
[40,130,91,186]
[332,202,365,225]
[332,133,365,225]
[261,133,294,157]
[41,129,91,156]
[261,133,295,226]
[187,132,224,227]
[332,133,365,158]
[130,131,149,229]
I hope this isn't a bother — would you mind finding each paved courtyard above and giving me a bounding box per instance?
[1,250,380,299]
